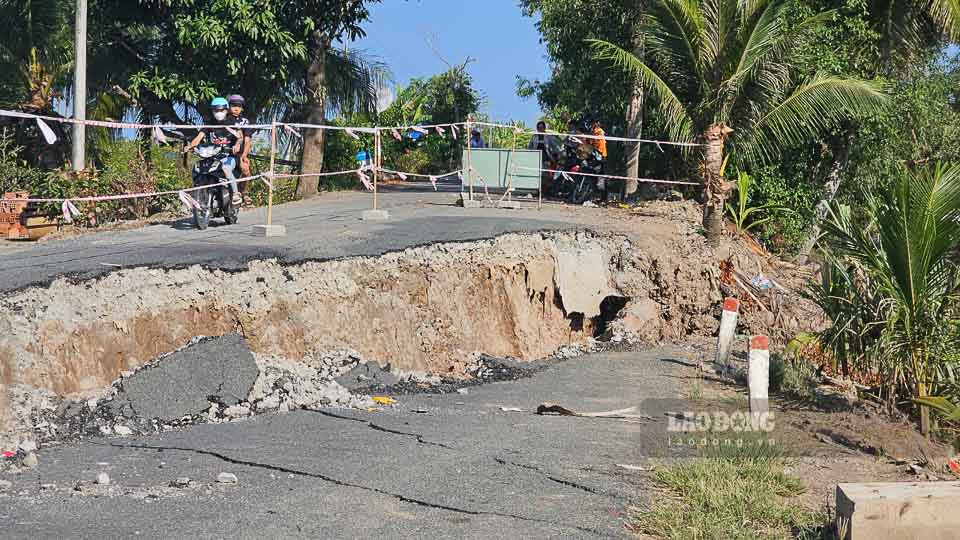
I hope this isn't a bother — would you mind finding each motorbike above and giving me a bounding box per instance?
[190,144,239,229]
[552,139,605,204]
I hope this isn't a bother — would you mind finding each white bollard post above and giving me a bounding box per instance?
[749,335,770,415]
[715,297,740,375]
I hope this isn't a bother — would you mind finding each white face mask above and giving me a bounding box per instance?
[213,110,227,121]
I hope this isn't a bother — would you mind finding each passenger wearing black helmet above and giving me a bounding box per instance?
[226,94,253,205]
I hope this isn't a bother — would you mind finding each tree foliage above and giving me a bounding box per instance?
[86,0,385,124]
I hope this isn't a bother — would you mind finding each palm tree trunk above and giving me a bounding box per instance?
[702,123,731,247]
[919,382,931,437]
[625,36,644,199]
[798,128,855,264]
[625,86,643,196]
[298,37,328,200]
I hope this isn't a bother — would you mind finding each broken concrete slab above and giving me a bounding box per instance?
[553,247,616,318]
[361,209,390,221]
[251,224,286,237]
[108,334,258,421]
[335,362,398,391]
[836,481,960,540]
[456,194,482,208]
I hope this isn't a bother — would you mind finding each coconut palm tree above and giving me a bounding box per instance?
[590,0,887,246]
[793,0,960,262]
[0,0,73,112]
[822,163,960,436]
[261,47,390,185]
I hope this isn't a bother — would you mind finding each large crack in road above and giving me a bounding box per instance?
[309,409,456,450]
[112,441,609,537]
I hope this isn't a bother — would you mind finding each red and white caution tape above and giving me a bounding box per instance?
[520,166,700,186]
[390,128,402,141]
[469,120,704,147]
[435,126,445,137]
[178,191,202,211]
[5,174,263,204]
[153,126,169,144]
[259,172,274,190]
[377,168,461,183]
[356,169,374,190]
[345,128,361,140]
[0,108,273,131]
[36,118,57,144]
[283,124,303,139]
[268,168,366,179]
[282,122,376,134]
[61,200,81,223]
[429,175,437,190]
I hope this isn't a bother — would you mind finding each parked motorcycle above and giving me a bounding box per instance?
[190,144,239,229]
[553,139,605,204]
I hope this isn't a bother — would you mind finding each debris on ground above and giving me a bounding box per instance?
[216,472,238,484]
[335,361,399,391]
[535,403,656,421]
[615,464,653,472]
[170,477,191,488]
[248,351,375,412]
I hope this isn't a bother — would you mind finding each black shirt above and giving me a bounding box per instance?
[201,116,249,154]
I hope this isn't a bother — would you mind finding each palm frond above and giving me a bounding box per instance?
[324,48,392,117]
[700,0,739,72]
[588,39,694,142]
[644,0,707,87]
[926,0,960,38]
[747,75,887,163]
[726,6,834,98]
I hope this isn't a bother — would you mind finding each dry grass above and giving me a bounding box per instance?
[631,441,831,539]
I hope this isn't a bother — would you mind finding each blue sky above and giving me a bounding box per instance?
[353,0,550,125]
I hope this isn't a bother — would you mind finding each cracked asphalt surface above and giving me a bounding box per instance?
[0,183,588,294]
[0,349,689,539]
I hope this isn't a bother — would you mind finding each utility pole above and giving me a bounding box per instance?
[72,0,88,171]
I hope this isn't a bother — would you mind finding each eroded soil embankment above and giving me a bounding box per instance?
[0,229,821,440]
[0,232,620,431]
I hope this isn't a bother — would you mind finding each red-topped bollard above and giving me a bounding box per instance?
[749,335,770,415]
[715,298,740,375]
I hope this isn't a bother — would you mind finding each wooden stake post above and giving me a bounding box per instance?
[252,120,285,236]
[466,115,474,200]
[267,120,277,226]
[373,129,380,211]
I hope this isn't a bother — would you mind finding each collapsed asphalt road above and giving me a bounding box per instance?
[0,349,689,539]
[0,186,580,294]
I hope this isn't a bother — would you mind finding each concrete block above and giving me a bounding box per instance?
[252,224,287,237]
[361,209,390,221]
[836,482,960,540]
[458,194,482,208]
